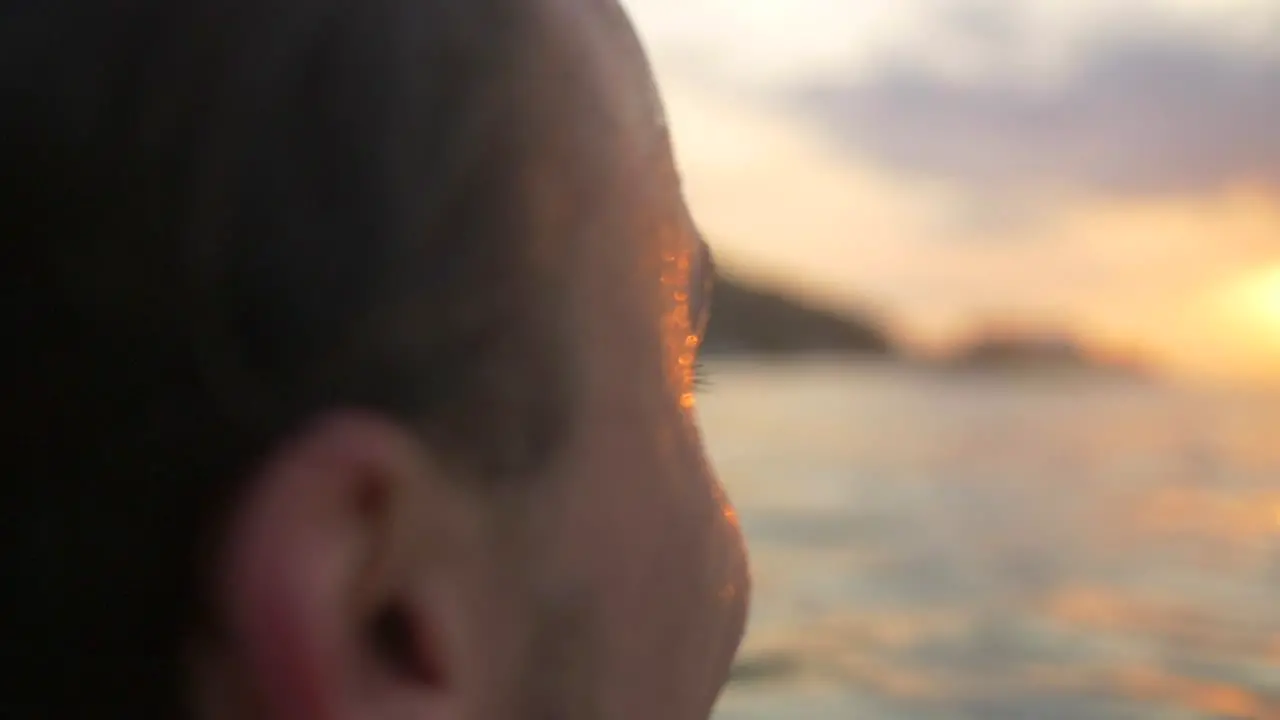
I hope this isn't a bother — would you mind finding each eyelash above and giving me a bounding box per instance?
[692,358,712,391]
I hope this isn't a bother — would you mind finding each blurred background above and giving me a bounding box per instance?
[620,1,1280,718]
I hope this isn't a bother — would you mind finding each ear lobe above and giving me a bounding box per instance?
[202,412,461,720]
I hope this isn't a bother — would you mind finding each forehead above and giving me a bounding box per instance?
[539,0,703,262]
[549,0,668,132]
[532,1,711,389]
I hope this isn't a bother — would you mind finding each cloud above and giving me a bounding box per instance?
[791,31,1280,199]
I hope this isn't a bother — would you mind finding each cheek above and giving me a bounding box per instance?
[548,393,749,714]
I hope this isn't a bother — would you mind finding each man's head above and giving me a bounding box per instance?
[1,1,748,719]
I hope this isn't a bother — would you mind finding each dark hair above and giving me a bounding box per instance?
[0,1,630,716]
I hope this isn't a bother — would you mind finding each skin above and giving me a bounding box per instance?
[193,3,750,720]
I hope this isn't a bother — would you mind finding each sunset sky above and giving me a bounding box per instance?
[620,0,1280,385]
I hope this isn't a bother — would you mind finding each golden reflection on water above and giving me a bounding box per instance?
[1042,586,1273,660]
[1114,666,1268,719]
[732,611,1280,717]
[1132,486,1280,539]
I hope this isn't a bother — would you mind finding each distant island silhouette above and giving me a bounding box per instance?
[701,272,894,356]
[942,330,1150,378]
[702,272,1150,378]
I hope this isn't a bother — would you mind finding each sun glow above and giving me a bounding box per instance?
[1215,264,1280,343]
[1231,265,1280,328]
[1186,263,1280,383]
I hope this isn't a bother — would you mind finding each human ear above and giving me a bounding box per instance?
[194,411,499,720]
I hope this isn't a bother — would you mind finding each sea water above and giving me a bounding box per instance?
[701,359,1280,720]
